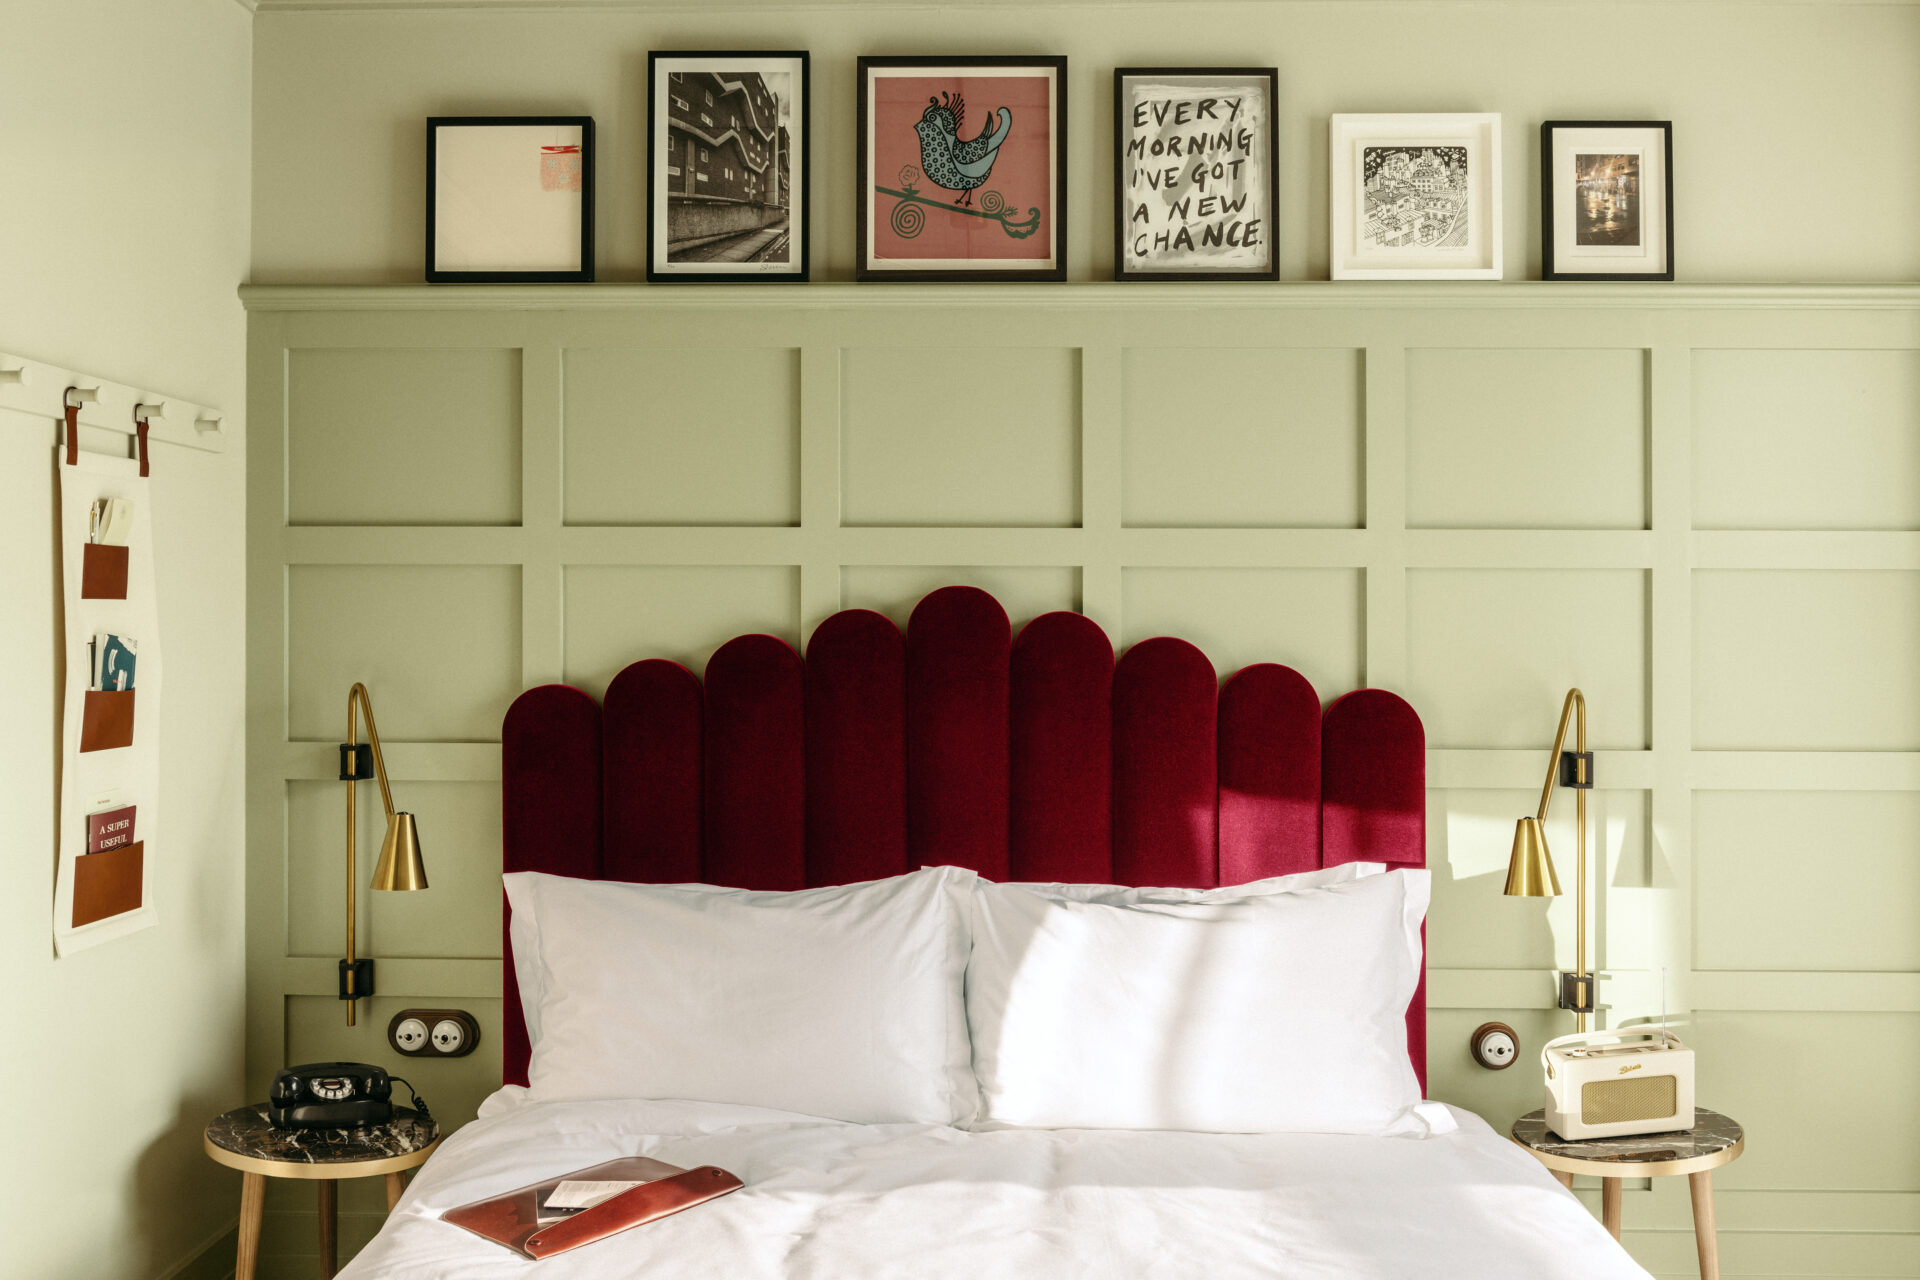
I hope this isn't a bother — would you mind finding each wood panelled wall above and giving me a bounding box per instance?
[246,283,1920,1277]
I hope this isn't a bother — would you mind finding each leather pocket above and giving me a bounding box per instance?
[80,689,135,752]
[81,543,129,600]
[73,841,143,927]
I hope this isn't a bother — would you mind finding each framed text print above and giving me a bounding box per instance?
[1329,113,1501,280]
[648,51,810,282]
[1542,121,1673,281]
[1114,67,1277,281]
[857,56,1067,282]
[427,116,594,283]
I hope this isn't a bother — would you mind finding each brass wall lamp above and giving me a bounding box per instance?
[339,683,428,1026]
[1503,688,1595,1032]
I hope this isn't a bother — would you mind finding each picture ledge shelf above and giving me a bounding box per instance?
[239,281,1920,312]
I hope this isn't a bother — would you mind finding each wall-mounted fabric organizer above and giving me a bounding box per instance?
[3,349,227,957]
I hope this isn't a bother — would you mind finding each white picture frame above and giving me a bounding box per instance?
[1329,112,1501,280]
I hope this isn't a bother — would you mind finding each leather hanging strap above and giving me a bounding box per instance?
[136,416,150,477]
[64,398,79,466]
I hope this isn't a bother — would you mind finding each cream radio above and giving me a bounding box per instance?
[1542,1028,1695,1140]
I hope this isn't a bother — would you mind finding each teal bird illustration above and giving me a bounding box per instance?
[914,92,1011,208]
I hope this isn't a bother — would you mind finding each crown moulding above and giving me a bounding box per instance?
[238,281,1920,312]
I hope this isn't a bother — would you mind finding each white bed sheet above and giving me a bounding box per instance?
[342,1090,1652,1279]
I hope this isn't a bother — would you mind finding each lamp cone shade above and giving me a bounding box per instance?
[1503,817,1561,897]
[371,811,428,891]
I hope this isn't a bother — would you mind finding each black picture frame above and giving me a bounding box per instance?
[1541,120,1674,282]
[647,51,811,283]
[856,55,1068,283]
[426,116,594,284]
[1113,67,1279,282]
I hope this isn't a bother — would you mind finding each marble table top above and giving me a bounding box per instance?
[1511,1107,1742,1164]
[206,1103,438,1166]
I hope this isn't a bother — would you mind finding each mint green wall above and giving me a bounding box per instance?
[0,3,252,1278]
[247,283,1920,1278]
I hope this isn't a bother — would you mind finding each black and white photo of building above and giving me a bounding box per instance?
[664,69,793,264]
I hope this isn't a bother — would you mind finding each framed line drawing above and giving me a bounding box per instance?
[648,51,810,282]
[1542,121,1673,281]
[1329,112,1501,280]
[427,116,594,283]
[1114,67,1277,281]
[857,55,1067,282]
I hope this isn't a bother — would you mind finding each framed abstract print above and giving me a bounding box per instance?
[647,51,810,282]
[1113,67,1277,281]
[857,55,1067,282]
[427,117,594,283]
[1329,112,1501,280]
[1542,121,1673,281]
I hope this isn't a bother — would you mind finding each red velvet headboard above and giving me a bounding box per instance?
[501,586,1428,1091]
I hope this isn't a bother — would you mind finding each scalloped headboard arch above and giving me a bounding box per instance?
[501,585,1428,1091]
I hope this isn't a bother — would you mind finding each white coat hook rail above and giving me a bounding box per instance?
[0,349,225,455]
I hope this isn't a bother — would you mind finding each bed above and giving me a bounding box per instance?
[338,586,1652,1278]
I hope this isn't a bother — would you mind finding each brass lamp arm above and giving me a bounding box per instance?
[1534,688,1586,822]
[348,682,397,817]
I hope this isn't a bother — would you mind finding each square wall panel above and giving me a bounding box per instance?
[839,566,1081,637]
[1407,348,1647,530]
[288,348,521,526]
[286,780,502,960]
[1120,568,1364,697]
[1121,348,1363,528]
[1688,1011,1920,1191]
[1408,569,1649,749]
[841,347,1080,527]
[1694,570,1920,750]
[562,565,799,700]
[1428,788,1650,972]
[563,348,800,526]
[288,565,521,742]
[1694,349,1920,530]
[1696,791,1920,972]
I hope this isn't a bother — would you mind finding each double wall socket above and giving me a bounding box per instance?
[388,1008,481,1058]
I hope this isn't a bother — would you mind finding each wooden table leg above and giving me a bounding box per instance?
[235,1171,265,1280]
[386,1170,407,1212]
[1689,1170,1720,1280]
[1601,1177,1622,1240]
[318,1178,338,1279]
[1552,1169,1574,1190]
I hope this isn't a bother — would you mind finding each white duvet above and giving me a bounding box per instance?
[342,1090,1652,1279]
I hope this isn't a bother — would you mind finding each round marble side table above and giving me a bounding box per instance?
[204,1103,440,1280]
[1511,1107,1744,1280]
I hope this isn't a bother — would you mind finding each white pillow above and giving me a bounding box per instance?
[1011,860,1384,904]
[966,868,1430,1135]
[507,864,979,1125]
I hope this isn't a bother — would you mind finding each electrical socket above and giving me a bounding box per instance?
[388,1008,480,1058]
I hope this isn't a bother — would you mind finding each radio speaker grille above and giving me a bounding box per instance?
[1581,1074,1677,1124]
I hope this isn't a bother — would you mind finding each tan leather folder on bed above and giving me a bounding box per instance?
[443,1156,744,1260]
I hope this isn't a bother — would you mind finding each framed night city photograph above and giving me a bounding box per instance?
[857,55,1067,282]
[647,51,809,282]
[1542,121,1673,281]
[1113,67,1278,281]
[1329,112,1502,280]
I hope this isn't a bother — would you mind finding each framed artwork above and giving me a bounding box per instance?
[427,116,594,283]
[647,51,810,282]
[1113,67,1277,281]
[857,55,1067,282]
[1542,121,1673,281]
[1329,113,1501,280]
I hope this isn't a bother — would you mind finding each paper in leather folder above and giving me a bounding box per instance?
[443,1156,744,1260]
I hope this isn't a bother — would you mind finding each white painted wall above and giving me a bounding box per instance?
[0,1,251,1276]
[250,0,1920,283]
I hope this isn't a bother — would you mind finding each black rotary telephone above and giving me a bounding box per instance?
[267,1062,395,1129]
